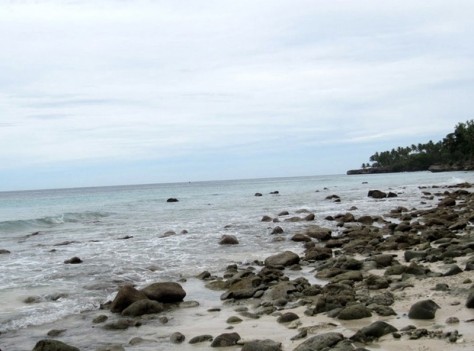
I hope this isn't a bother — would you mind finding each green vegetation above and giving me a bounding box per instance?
[366,120,474,172]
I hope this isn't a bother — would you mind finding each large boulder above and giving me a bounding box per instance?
[141,282,186,303]
[293,332,344,351]
[408,299,440,319]
[368,190,387,199]
[110,285,148,313]
[211,332,241,347]
[466,291,474,308]
[264,251,300,267]
[121,299,164,316]
[32,340,79,351]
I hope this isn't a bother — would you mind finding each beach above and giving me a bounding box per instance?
[1,173,473,350]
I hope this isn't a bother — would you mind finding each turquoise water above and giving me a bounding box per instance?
[0,171,473,335]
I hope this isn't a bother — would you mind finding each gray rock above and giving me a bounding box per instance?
[141,282,186,303]
[32,340,79,351]
[92,315,108,324]
[64,256,82,264]
[350,321,398,342]
[271,226,284,234]
[264,251,300,267]
[277,312,299,323]
[368,190,387,199]
[211,332,241,347]
[121,299,164,317]
[443,264,463,276]
[338,304,372,320]
[293,332,344,351]
[170,332,185,344]
[189,335,214,344]
[0,249,11,254]
[219,234,239,245]
[241,339,282,351]
[110,285,148,313]
[408,299,440,319]
[466,291,474,308]
[331,271,363,283]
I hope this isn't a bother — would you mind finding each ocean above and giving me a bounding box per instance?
[1,171,473,349]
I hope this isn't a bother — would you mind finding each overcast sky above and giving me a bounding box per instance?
[1,0,473,191]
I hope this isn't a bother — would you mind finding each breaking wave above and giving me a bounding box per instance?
[0,211,112,232]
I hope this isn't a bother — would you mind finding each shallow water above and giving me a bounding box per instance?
[1,171,473,349]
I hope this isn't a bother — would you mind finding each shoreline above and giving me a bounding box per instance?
[2,181,474,351]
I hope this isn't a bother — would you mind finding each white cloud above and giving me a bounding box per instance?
[1,0,473,184]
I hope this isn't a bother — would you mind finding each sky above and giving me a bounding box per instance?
[1,0,474,191]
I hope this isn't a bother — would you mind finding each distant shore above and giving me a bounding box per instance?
[347,164,474,175]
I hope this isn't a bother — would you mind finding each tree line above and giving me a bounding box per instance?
[362,120,474,172]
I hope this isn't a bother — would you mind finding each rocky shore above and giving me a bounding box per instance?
[9,182,474,351]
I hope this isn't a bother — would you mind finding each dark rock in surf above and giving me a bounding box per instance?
[141,282,186,303]
[32,340,79,351]
[219,234,239,245]
[270,191,280,195]
[166,198,179,202]
[211,332,241,347]
[368,190,387,199]
[110,285,148,313]
[0,249,11,254]
[408,299,440,319]
[241,339,282,351]
[64,256,82,264]
[261,215,273,222]
[121,299,164,317]
[271,226,284,234]
[189,335,214,344]
[170,332,186,344]
[255,193,263,197]
[293,332,344,351]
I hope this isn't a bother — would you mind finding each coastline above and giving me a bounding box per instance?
[1,179,474,351]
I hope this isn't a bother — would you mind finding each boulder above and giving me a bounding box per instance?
[242,340,282,351]
[271,226,284,234]
[166,198,179,202]
[0,249,11,254]
[277,312,299,323]
[466,291,474,308]
[368,190,387,199]
[219,235,239,245]
[304,226,332,241]
[121,299,164,317]
[262,215,273,222]
[32,340,79,351]
[408,299,440,319]
[293,332,344,351]
[350,321,398,342]
[110,285,148,313]
[211,332,241,347]
[338,304,372,320]
[264,251,300,267]
[170,332,185,344]
[141,282,186,303]
[64,256,82,264]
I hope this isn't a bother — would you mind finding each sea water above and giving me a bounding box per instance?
[1,171,473,346]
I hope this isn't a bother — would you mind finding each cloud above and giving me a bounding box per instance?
[0,0,473,188]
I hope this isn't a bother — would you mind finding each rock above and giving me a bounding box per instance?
[438,197,455,207]
[241,339,282,351]
[121,299,164,317]
[271,226,284,234]
[262,215,273,222]
[404,250,427,262]
[110,285,148,313]
[293,332,344,351]
[189,335,214,344]
[270,191,279,195]
[331,271,363,283]
[211,332,241,347]
[408,299,440,319]
[0,249,11,254]
[264,251,300,267]
[350,321,398,342]
[291,234,312,242]
[92,315,108,324]
[278,211,289,216]
[277,312,299,323]
[219,235,239,245]
[387,192,398,198]
[32,340,79,351]
[227,316,243,324]
[64,256,82,264]
[338,304,372,320]
[141,282,186,303]
[47,329,66,337]
[368,190,387,199]
[371,254,394,268]
[443,264,463,276]
[466,291,474,308]
[304,246,332,261]
[96,344,125,351]
[304,213,315,221]
[304,226,332,241]
[161,230,176,237]
[170,332,185,344]
[446,316,460,324]
[103,319,137,330]
[166,198,178,202]
[365,275,389,289]
[255,193,263,197]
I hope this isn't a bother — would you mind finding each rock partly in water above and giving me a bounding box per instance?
[110,285,148,313]
[337,304,372,320]
[170,332,185,344]
[64,256,82,264]
[189,335,214,344]
[264,251,300,267]
[121,299,164,317]
[350,321,398,342]
[219,235,239,245]
[408,299,440,319]
[368,190,387,199]
[166,198,179,202]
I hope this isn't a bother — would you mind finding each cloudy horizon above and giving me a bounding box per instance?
[1,0,473,191]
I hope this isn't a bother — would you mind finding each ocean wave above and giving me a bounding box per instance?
[0,211,112,232]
